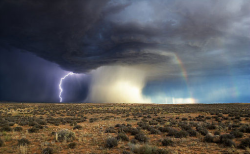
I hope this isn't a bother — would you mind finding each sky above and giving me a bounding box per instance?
[0,0,250,103]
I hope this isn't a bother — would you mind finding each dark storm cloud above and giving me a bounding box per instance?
[0,0,249,78]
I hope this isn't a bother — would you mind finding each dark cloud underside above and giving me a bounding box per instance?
[0,0,249,78]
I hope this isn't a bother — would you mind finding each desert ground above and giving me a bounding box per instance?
[0,103,250,154]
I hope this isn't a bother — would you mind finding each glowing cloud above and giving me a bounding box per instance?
[86,66,151,103]
[171,98,196,104]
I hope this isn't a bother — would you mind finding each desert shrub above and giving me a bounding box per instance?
[0,138,3,147]
[118,126,130,133]
[180,124,192,131]
[0,120,9,127]
[175,130,188,138]
[187,129,197,137]
[1,126,12,132]
[167,128,178,137]
[19,121,28,126]
[158,127,168,133]
[135,133,148,143]
[130,139,138,144]
[214,131,220,135]
[42,147,53,154]
[149,120,158,125]
[122,151,130,154]
[130,128,140,135]
[8,122,15,126]
[239,125,250,133]
[89,118,98,123]
[14,127,23,132]
[220,134,234,143]
[207,124,216,130]
[28,127,39,133]
[37,120,47,125]
[204,134,214,143]
[130,144,169,154]
[239,138,250,149]
[57,129,75,142]
[68,142,77,149]
[34,124,43,129]
[230,130,243,138]
[117,133,129,141]
[73,125,83,130]
[126,118,131,121]
[222,139,235,147]
[162,138,174,146]
[105,127,116,133]
[105,137,118,148]
[70,121,77,126]
[150,128,161,134]
[141,124,150,130]
[196,126,208,136]
[156,148,169,154]
[115,124,122,127]
[28,121,37,126]
[182,117,187,121]
[18,138,30,146]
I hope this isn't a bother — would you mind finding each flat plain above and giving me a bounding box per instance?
[0,103,250,154]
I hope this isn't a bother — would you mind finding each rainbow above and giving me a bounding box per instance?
[172,53,196,104]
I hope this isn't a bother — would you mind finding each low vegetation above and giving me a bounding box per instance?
[0,103,250,153]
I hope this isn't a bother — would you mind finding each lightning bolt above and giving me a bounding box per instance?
[59,72,74,102]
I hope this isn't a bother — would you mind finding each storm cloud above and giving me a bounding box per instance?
[0,0,250,103]
[1,0,249,77]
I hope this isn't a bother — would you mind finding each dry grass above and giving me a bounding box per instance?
[0,103,250,153]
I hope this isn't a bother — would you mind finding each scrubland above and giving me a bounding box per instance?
[0,103,250,154]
